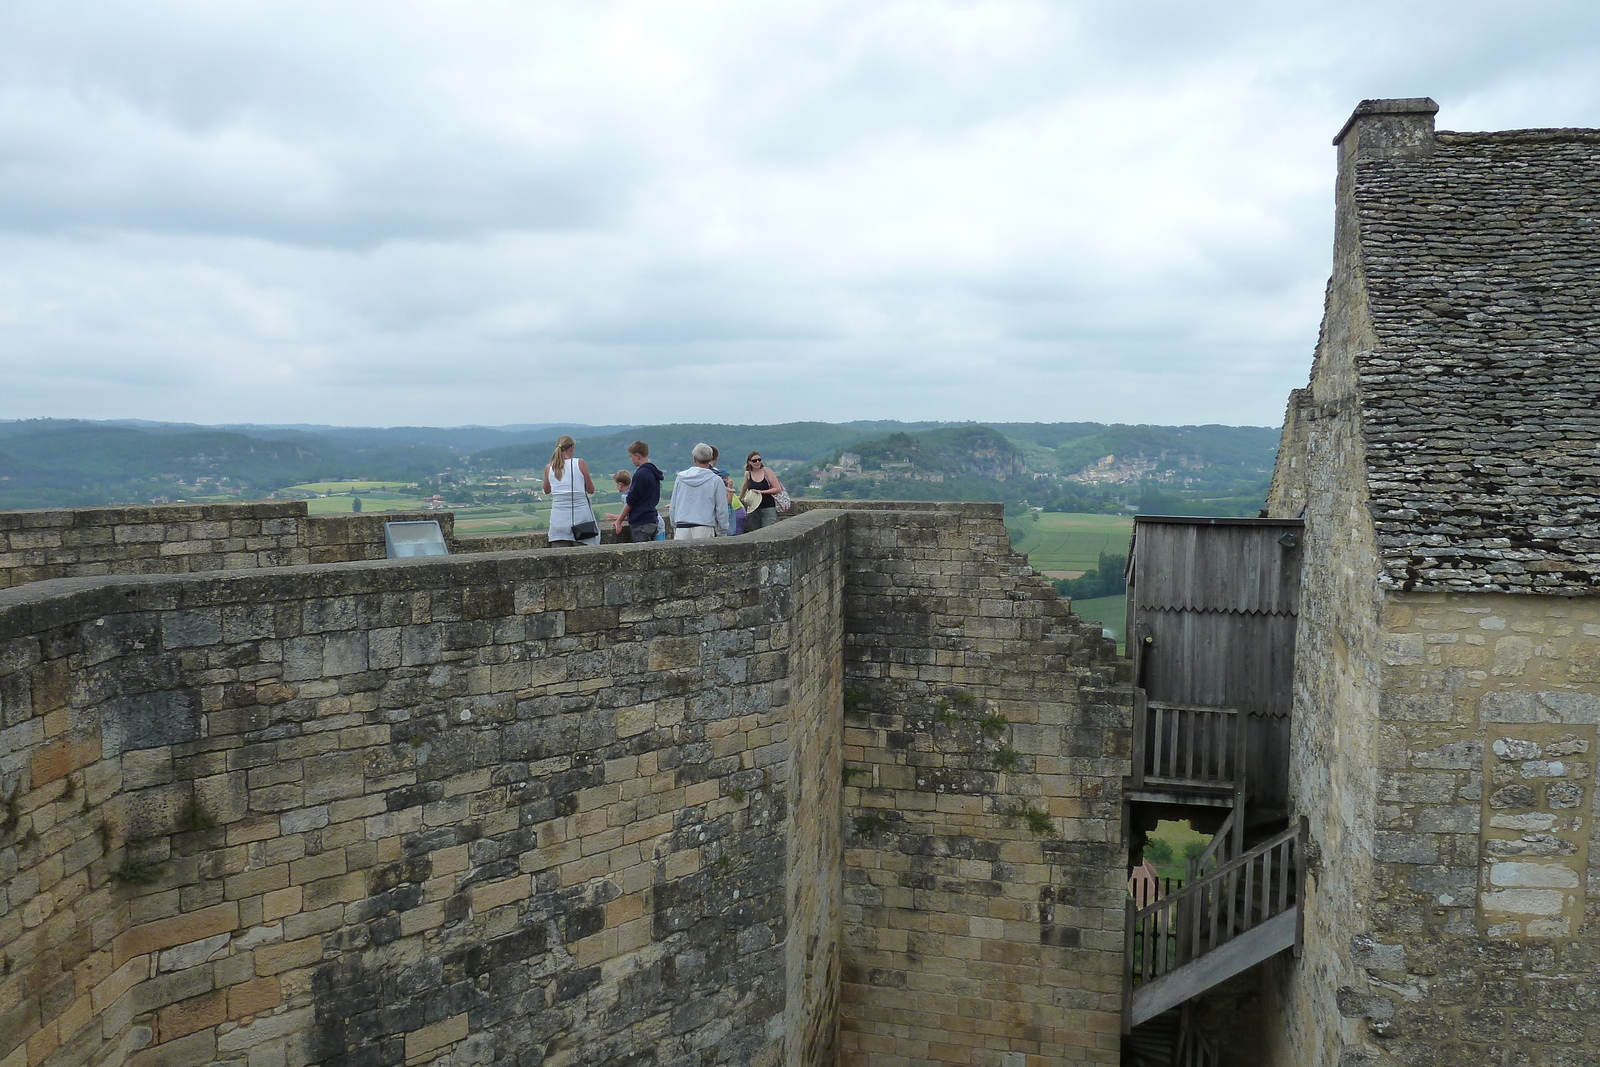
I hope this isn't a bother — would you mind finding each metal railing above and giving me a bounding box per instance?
[1126,819,1305,991]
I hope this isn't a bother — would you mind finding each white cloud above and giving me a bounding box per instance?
[2,0,1599,426]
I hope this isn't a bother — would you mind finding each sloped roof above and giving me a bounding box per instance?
[1355,129,1600,593]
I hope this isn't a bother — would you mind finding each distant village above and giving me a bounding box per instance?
[809,452,947,487]
[810,449,1212,489]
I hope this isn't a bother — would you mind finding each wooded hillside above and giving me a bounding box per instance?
[0,418,1279,516]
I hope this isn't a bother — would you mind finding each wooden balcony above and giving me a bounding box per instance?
[1128,695,1245,807]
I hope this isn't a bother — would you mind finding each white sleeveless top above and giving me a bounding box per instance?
[547,460,597,543]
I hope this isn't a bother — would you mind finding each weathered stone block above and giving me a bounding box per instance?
[100,690,202,756]
[1488,861,1579,888]
[1374,833,1440,864]
[1481,888,1565,915]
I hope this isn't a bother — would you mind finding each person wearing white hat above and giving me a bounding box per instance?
[740,451,784,533]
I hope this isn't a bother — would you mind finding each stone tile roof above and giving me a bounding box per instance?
[1355,129,1600,593]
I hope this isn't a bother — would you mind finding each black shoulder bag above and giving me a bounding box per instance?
[567,459,599,541]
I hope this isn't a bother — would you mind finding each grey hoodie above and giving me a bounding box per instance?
[670,466,730,535]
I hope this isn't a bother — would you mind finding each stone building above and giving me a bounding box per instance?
[1265,98,1600,1066]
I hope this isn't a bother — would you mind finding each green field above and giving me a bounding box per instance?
[305,492,427,514]
[452,505,550,536]
[1010,512,1133,578]
[1069,594,1126,653]
[288,481,415,493]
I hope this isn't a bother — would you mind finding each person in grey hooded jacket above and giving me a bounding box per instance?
[670,443,730,539]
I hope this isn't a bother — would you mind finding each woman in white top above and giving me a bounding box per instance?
[542,435,600,546]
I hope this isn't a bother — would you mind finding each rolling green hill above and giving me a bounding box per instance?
[0,418,1280,516]
[469,422,871,479]
[803,422,1277,517]
[0,421,458,508]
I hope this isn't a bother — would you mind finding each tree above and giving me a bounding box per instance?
[1055,551,1127,601]
[1142,838,1174,865]
[351,496,362,513]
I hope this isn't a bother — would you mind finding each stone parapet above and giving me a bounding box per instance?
[452,533,546,554]
[0,501,312,589]
[0,513,848,1067]
[0,501,476,589]
[790,499,1000,519]
[299,511,455,564]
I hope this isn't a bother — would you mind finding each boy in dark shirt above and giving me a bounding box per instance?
[614,440,663,542]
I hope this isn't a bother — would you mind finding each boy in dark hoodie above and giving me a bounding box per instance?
[614,440,664,542]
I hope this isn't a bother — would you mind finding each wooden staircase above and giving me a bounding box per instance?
[1123,1005,1220,1067]
[1121,516,1304,1062]
[1123,819,1305,1030]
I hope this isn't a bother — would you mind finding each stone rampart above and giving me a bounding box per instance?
[0,516,845,1067]
[0,503,462,590]
[833,505,1129,1065]
[0,500,1126,1067]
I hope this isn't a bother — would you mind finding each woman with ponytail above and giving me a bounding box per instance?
[541,435,600,546]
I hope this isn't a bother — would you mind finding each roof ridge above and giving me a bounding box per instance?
[1436,129,1600,145]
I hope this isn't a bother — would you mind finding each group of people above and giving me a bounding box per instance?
[541,436,785,546]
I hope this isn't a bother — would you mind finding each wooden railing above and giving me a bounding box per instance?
[1136,700,1242,789]
[1186,810,1236,881]
[1125,819,1305,992]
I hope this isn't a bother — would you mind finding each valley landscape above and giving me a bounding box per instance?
[0,417,1275,516]
[0,417,1272,649]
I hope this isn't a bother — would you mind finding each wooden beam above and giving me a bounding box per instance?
[1128,909,1298,1026]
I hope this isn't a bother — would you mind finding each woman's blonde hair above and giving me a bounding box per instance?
[550,435,576,480]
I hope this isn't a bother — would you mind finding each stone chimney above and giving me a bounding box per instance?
[1329,98,1439,265]
[1333,97,1439,163]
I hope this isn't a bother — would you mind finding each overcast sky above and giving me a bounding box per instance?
[3,1,1598,429]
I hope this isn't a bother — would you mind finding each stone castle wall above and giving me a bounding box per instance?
[824,504,1129,1066]
[0,503,463,590]
[1337,592,1600,1067]
[1262,122,1389,1066]
[0,516,847,1067]
[0,499,1126,1067]
[1263,386,1385,1067]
